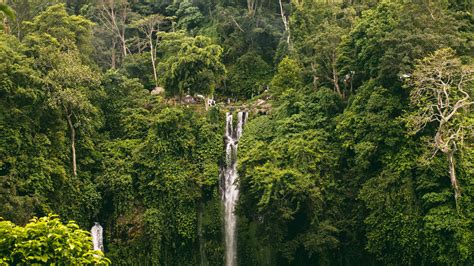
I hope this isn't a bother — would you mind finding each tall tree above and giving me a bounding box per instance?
[22,3,94,59]
[406,48,473,206]
[45,50,101,176]
[291,2,354,95]
[278,0,291,48]
[21,4,100,177]
[133,14,165,88]
[246,0,259,16]
[7,0,61,38]
[96,0,131,66]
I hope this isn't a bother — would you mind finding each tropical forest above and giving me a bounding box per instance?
[0,0,473,265]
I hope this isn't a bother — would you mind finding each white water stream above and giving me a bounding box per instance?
[91,222,104,252]
[222,111,246,266]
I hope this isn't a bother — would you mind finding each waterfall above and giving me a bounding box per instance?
[91,222,104,252]
[222,111,247,266]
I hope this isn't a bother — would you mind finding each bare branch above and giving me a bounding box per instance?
[406,48,473,206]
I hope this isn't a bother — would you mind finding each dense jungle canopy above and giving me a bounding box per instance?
[0,0,473,265]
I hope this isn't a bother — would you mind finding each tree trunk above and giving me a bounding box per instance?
[311,62,319,90]
[65,112,77,177]
[98,0,129,59]
[150,34,158,87]
[2,18,10,34]
[332,61,341,96]
[16,20,21,39]
[247,0,255,15]
[111,38,116,69]
[330,51,342,96]
[447,151,460,207]
[278,0,291,49]
[120,35,127,57]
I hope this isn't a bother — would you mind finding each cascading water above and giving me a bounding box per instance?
[91,222,104,252]
[222,111,247,266]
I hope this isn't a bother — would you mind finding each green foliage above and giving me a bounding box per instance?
[238,87,343,264]
[337,80,405,173]
[167,0,204,32]
[0,32,50,224]
[0,214,110,265]
[213,2,282,64]
[226,51,272,98]
[119,53,155,89]
[157,31,225,97]
[100,70,150,138]
[23,4,94,59]
[96,95,225,264]
[1,1,474,265]
[1,4,103,228]
[270,57,304,98]
[337,1,468,89]
[359,148,424,265]
[291,1,354,94]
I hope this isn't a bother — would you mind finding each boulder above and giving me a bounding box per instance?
[182,95,196,104]
[151,86,165,95]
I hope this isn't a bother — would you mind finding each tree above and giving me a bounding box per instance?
[227,51,272,98]
[337,2,465,90]
[45,50,101,177]
[133,14,165,88]
[214,2,282,64]
[167,0,204,32]
[291,1,354,95]
[21,4,101,177]
[7,0,63,39]
[270,57,304,98]
[95,0,131,66]
[0,214,110,264]
[308,21,347,96]
[278,0,291,48]
[245,0,255,16]
[405,48,473,206]
[22,3,94,59]
[157,32,225,101]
